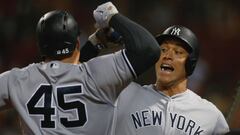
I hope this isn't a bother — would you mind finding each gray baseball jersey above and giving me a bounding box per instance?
[113,82,229,135]
[0,50,135,135]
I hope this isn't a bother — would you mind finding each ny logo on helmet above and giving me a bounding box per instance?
[170,27,181,35]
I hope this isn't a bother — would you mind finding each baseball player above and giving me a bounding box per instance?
[112,25,229,135]
[0,2,160,135]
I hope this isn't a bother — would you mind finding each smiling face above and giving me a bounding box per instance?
[155,39,189,89]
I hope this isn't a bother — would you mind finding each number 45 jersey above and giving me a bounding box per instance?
[0,50,135,135]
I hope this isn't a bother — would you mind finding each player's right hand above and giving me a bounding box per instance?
[88,29,101,46]
[93,2,118,28]
[88,28,113,50]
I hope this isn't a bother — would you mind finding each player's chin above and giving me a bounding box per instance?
[158,75,169,82]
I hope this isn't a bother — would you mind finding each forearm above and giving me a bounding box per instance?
[80,41,101,62]
[109,14,160,76]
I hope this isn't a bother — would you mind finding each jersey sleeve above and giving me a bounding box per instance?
[212,110,230,135]
[83,50,134,104]
[0,71,11,109]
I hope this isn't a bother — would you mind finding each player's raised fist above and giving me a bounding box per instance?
[93,2,118,28]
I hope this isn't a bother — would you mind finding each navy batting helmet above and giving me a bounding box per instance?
[36,10,80,58]
[155,25,200,76]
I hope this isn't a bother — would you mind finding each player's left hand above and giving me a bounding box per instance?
[93,2,118,28]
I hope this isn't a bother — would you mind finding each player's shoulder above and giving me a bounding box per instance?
[84,50,124,66]
[82,50,132,76]
[120,82,154,98]
[125,82,152,93]
[8,63,37,77]
[119,82,143,96]
[188,90,221,113]
[123,82,159,93]
[11,63,36,71]
[126,82,142,89]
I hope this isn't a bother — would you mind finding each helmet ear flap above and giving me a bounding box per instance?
[185,56,197,76]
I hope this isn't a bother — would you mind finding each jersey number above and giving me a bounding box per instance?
[26,84,87,128]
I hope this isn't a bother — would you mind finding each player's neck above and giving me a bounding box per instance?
[45,49,80,65]
[155,79,188,97]
[60,51,80,64]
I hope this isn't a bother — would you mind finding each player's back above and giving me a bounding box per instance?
[1,51,133,135]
